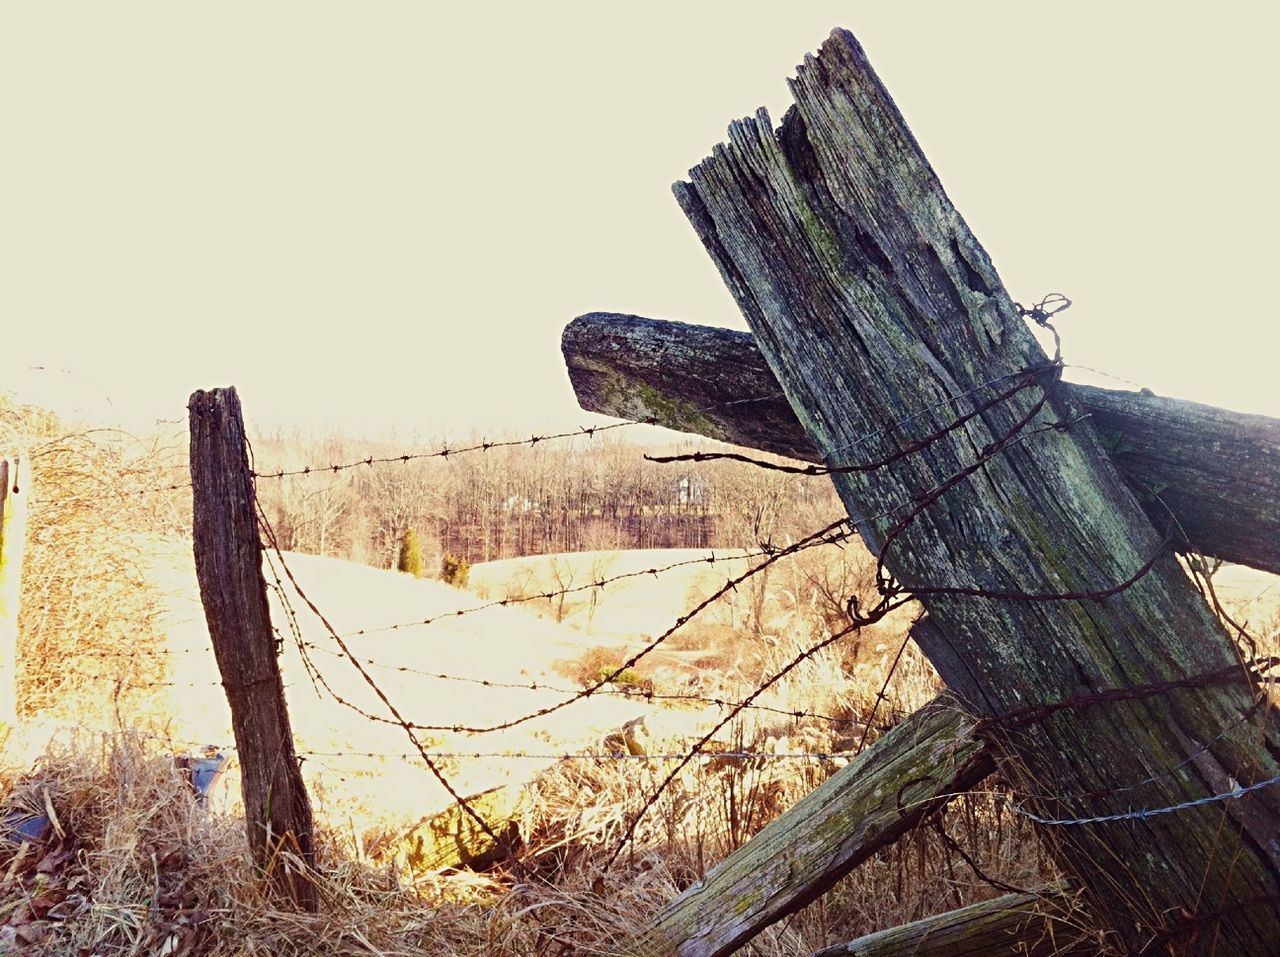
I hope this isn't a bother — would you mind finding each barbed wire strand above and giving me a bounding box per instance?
[294,640,863,728]
[338,544,792,640]
[603,618,865,872]
[247,392,786,482]
[254,501,534,881]
[1010,771,1280,827]
[645,359,1061,478]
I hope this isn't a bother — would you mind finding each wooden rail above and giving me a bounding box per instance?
[563,312,1280,576]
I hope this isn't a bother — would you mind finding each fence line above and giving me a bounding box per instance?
[235,310,1274,870]
[26,320,1280,913]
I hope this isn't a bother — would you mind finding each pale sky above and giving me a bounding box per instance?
[3,3,1277,440]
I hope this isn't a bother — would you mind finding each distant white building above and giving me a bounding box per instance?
[676,475,708,507]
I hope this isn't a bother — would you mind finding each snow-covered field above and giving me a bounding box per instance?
[150,545,665,825]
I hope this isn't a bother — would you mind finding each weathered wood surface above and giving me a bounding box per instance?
[563,312,1280,576]
[0,457,29,725]
[811,886,1097,957]
[673,29,1280,952]
[189,387,317,910]
[628,695,993,957]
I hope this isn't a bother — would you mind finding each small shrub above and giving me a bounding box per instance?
[441,553,471,588]
[396,529,424,578]
[569,646,654,694]
[595,666,653,694]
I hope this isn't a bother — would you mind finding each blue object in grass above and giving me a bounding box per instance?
[176,748,229,806]
[2,811,51,843]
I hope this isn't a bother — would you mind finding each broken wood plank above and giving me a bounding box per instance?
[674,28,1280,952]
[563,312,1280,576]
[811,885,1097,957]
[628,694,992,957]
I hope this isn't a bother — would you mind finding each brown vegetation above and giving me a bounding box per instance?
[1,401,1275,953]
[251,430,849,568]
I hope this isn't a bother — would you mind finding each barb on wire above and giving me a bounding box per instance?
[339,545,788,640]
[247,392,785,481]
[130,480,193,497]
[1011,770,1280,827]
[255,503,532,880]
[603,618,869,871]
[347,518,856,737]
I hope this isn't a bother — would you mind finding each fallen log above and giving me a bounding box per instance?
[811,885,1097,957]
[672,28,1280,951]
[628,694,993,957]
[563,312,1280,577]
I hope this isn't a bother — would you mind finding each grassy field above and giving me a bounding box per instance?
[3,475,1277,953]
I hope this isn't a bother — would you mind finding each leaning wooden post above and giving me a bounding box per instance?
[0,457,30,725]
[189,387,317,910]
[673,29,1280,952]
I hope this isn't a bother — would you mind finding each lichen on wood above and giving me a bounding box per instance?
[671,27,1280,952]
[626,694,992,957]
[563,313,1280,575]
[812,884,1098,957]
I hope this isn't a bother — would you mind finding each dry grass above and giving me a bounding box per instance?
[3,400,188,722]
[6,401,1275,955]
[0,726,440,955]
[0,714,1058,956]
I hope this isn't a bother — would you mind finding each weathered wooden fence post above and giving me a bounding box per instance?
[0,456,29,725]
[565,314,1280,953]
[189,387,317,910]
[668,28,1280,952]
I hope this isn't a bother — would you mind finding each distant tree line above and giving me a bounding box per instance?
[250,432,846,572]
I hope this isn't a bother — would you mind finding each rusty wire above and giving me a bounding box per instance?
[254,503,534,881]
